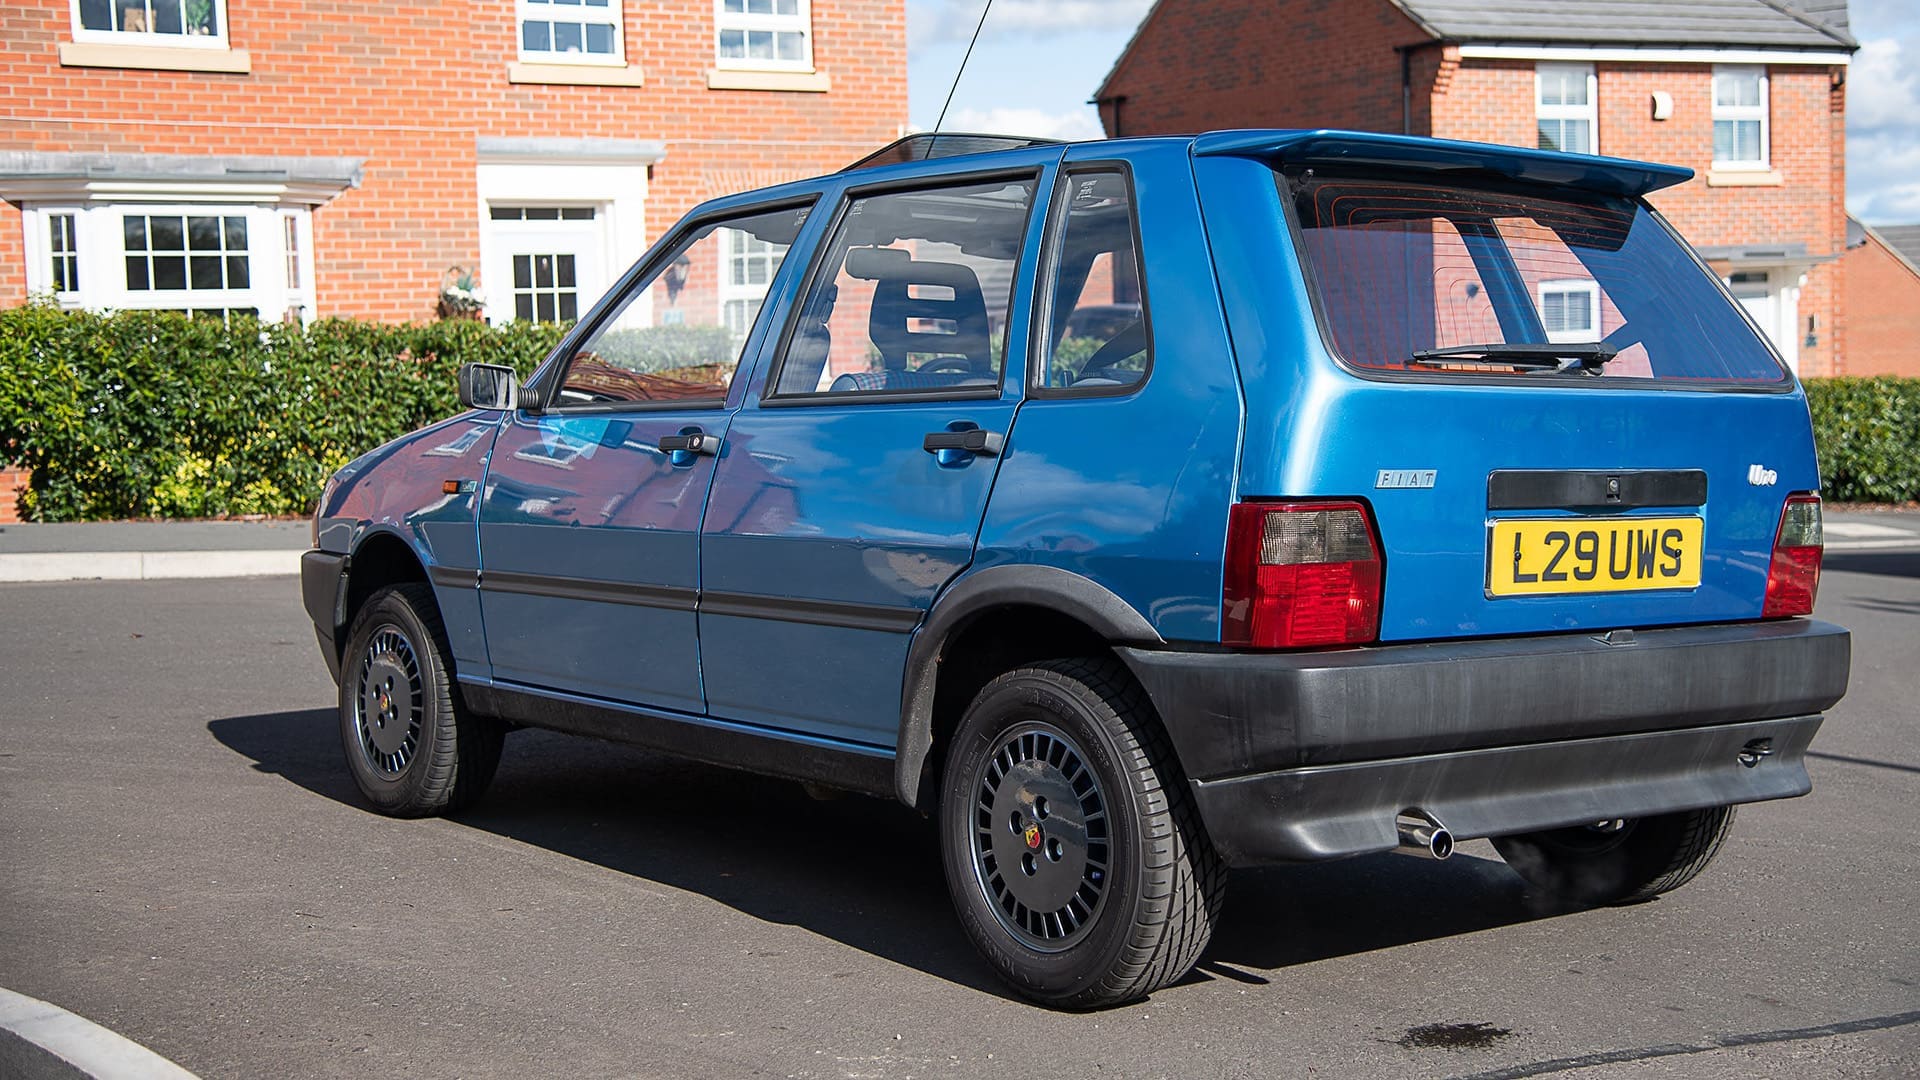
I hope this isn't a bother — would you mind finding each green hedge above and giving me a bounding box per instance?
[1802,377,1920,505]
[0,305,564,521]
[2,307,1915,520]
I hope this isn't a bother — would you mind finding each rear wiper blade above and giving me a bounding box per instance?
[1408,342,1617,372]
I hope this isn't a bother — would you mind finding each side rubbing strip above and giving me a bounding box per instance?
[1489,470,1708,510]
[428,565,478,590]
[480,569,698,611]
[700,591,923,633]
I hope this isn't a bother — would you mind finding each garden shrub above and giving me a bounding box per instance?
[0,305,562,521]
[1802,377,1920,504]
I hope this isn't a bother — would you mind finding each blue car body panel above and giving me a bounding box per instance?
[970,139,1243,644]
[315,411,503,672]
[698,146,1061,746]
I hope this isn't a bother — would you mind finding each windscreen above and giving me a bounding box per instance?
[1285,171,1789,385]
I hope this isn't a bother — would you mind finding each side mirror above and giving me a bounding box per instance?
[458,362,519,411]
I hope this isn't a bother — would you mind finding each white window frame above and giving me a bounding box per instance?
[68,0,231,49]
[1712,65,1770,170]
[516,0,625,67]
[714,0,815,73]
[21,202,307,322]
[1537,279,1600,344]
[30,209,85,306]
[1535,62,1597,156]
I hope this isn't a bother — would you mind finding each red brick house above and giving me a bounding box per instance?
[1843,218,1920,377]
[1095,0,1857,376]
[0,1,905,326]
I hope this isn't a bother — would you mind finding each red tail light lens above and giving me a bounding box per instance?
[1223,500,1382,648]
[1762,492,1823,618]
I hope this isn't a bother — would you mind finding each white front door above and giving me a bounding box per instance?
[482,206,605,324]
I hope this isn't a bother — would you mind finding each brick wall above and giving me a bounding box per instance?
[1096,0,1427,136]
[1842,236,1920,377]
[0,1,905,322]
[0,464,26,523]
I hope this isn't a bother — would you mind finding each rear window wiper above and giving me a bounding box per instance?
[1408,342,1617,373]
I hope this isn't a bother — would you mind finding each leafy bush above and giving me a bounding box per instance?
[1803,377,1920,504]
[0,305,563,521]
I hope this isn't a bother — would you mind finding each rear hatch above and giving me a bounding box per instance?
[1198,132,1818,642]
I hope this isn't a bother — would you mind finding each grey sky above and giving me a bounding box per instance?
[905,0,1920,225]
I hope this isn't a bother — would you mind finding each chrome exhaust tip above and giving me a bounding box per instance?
[1396,811,1454,860]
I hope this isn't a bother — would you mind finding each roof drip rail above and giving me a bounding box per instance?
[840,133,1064,173]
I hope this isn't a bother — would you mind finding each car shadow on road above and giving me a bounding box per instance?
[1823,551,1920,579]
[209,708,1556,1002]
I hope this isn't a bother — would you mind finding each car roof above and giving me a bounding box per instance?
[686,127,1692,223]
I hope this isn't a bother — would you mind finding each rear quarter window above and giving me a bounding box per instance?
[1284,172,1790,386]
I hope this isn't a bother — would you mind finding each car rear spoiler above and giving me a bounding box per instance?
[1192,129,1693,198]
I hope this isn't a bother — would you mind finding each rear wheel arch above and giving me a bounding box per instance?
[895,565,1164,809]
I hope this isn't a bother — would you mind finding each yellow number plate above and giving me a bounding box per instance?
[1488,517,1703,596]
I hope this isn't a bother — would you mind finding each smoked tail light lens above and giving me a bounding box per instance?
[1223,500,1383,648]
[1762,492,1823,618]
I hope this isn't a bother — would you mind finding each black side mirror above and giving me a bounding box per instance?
[458,363,519,411]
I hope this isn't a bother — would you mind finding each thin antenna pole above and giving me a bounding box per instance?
[928,0,994,159]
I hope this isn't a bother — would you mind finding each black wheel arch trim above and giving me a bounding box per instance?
[893,563,1163,808]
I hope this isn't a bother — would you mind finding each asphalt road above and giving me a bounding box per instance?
[2,546,1916,1078]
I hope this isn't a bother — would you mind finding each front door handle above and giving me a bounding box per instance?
[658,431,721,456]
[922,429,1004,457]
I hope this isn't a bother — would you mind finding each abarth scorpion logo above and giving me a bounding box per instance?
[1023,823,1043,850]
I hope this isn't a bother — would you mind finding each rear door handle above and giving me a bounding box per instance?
[922,429,1004,457]
[658,431,721,456]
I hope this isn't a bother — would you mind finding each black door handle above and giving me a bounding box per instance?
[658,431,721,455]
[922,429,1005,457]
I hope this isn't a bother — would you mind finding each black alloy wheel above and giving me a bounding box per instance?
[1493,806,1737,906]
[940,658,1225,1008]
[337,583,503,817]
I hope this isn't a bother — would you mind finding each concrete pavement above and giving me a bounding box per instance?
[0,521,307,582]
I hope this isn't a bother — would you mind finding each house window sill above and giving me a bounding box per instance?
[59,41,251,73]
[706,68,830,93]
[1706,168,1784,188]
[508,62,645,87]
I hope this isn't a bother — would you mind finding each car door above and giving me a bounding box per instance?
[477,199,817,713]
[698,159,1056,746]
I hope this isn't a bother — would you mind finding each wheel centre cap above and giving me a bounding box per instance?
[987,761,1091,914]
[361,656,412,754]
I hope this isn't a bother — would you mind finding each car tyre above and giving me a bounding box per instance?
[339,583,502,817]
[939,658,1226,1008]
[1492,805,1736,906]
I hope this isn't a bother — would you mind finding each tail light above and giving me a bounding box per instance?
[1223,500,1382,648]
[1762,492,1823,618]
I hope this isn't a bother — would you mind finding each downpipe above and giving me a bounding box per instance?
[1395,810,1454,860]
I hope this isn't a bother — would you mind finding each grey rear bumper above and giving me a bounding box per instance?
[1118,619,1849,866]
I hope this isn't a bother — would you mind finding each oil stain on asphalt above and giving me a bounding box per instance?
[1398,1022,1516,1051]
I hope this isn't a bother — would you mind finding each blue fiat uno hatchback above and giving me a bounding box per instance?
[304,130,1851,1007]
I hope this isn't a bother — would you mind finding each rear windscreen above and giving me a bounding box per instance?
[1284,172,1789,385]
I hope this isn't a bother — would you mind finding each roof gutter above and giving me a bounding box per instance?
[1455,43,1852,66]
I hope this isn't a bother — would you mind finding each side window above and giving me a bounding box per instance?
[771,177,1037,397]
[1037,170,1150,392]
[550,204,808,408]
